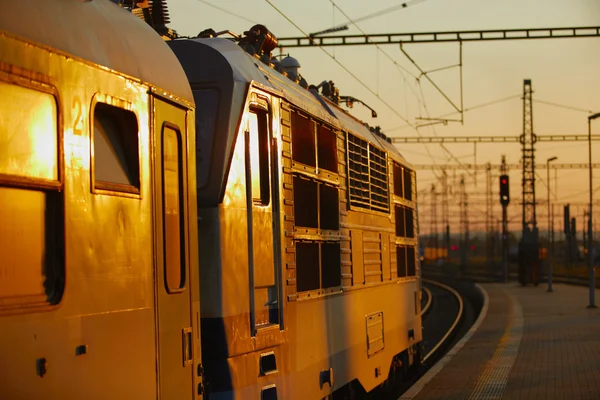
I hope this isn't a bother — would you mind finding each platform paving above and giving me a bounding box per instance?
[404,282,600,400]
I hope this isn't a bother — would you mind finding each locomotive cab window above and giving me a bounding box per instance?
[248,109,270,205]
[92,102,140,194]
[0,80,64,312]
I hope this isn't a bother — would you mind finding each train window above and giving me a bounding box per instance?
[162,126,186,293]
[291,112,316,167]
[393,163,403,198]
[0,187,64,310]
[296,242,320,292]
[404,168,413,201]
[293,175,318,228]
[321,242,341,288]
[395,204,406,237]
[405,208,414,238]
[0,81,58,180]
[192,88,218,190]
[396,246,407,278]
[317,125,337,173]
[293,175,339,230]
[93,102,140,192]
[0,81,64,313]
[406,247,416,276]
[319,183,339,230]
[248,110,270,205]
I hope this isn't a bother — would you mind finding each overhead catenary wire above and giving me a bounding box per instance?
[385,93,521,133]
[318,0,447,175]
[263,0,416,127]
[416,79,476,179]
[533,99,597,114]
[311,0,428,37]
[195,0,259,25]
[321,0,423,95]
[264,0,444,174]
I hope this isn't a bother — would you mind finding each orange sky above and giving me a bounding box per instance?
[168,0,600,235]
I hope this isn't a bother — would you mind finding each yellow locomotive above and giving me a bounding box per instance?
[167,24,422,399]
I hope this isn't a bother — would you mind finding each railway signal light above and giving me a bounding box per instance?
[499,174,510,206]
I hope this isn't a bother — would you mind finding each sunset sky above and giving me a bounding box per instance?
[168,0,600,236]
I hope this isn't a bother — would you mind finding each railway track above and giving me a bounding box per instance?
[420,279,464,365]
[422,263,600,288]
[381,278,484,400]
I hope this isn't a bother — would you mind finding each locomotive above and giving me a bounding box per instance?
[0,1,422,399]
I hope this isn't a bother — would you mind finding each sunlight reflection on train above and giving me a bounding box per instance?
[0,82,57,180]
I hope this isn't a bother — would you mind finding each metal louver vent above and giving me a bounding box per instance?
[347,133,389,212]
[348,134,370,209]
[369,145,388,212]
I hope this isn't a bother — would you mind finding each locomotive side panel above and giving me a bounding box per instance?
[283,104,422,397]
[0,33,158,399]
[152,97,199,400]
[168,34,421,399]
[197,90,290,397]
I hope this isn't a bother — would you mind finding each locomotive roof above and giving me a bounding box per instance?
[172,37,409,166]
[0,0,193,103]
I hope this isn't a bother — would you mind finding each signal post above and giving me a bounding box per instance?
[500,157,510,283]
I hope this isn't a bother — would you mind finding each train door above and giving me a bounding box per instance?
[246,95,282,334]
[153,97,195,399]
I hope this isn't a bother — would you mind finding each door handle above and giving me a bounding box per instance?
[182,327,193,366]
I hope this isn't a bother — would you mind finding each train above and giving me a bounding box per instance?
[0,1,422,399]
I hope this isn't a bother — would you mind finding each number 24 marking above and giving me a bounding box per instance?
[72,97,84,136]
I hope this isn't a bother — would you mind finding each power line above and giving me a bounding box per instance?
[318,0,450,173]
[533,99,596,114]
[311,0,428,36]
[263,0,415,127]
[321,0,425,95]
[385,94,521,133]
[415,79,476,179]
[263,0,446,170]
[195,0,259,25]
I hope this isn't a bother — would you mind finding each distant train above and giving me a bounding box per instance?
[0,1,422,399]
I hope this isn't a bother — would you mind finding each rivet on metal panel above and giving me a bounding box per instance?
[36,357,47,377]
[75,344,88,356]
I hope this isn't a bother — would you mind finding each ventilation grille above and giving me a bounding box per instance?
[348,133,389,212]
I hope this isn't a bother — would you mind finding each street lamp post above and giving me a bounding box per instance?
[587,112,600,309]
[547,156,557,292]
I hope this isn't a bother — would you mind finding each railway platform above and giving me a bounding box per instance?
[401,282,600,400]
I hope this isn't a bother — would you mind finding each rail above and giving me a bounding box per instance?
[421,279,464,363]
[420,286,433,317]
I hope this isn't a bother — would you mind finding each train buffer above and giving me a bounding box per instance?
[401,283,600,399]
